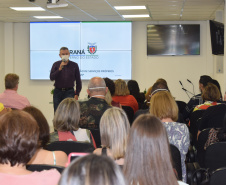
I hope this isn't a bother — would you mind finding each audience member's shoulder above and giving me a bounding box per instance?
[39,168,60,174]
[165,122,189,132]
[54,150,67,157]
[176,122,189,133]
[78,98,88,103]
[93,148,102,155]
[191,93,201,100]
[33,169,61,184]
[78,99,89,106]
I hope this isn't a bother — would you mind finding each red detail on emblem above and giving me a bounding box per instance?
[89,46,96,54]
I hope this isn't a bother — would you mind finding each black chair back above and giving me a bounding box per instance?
[122,106,134,125]
[209,167,226,185]
[44,141,95,155]
[205,142,226,172]
[170,144,182,181]
[189,110,206,146]
[176,100,187,114]
[88,128,101,148]
[26,164,64,173]
[199,104,226,131]
[196,128,211,167]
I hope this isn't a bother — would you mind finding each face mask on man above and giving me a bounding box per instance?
[61,55,69,62]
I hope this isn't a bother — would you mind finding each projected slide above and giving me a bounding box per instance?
[30,22,132,80]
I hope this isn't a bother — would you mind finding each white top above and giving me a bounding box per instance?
[73,128,91,142]
[178,181,188,185]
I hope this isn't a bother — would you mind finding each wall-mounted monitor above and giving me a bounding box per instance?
[209,20,224,55]
[147,24,200,56]
[30,22,132,80]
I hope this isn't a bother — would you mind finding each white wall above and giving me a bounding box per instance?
[0,21,221,130]
[132,21,214,101]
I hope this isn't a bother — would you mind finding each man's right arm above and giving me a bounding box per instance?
[50,62,61,81]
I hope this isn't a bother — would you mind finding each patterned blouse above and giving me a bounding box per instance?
[163,122,190,182]
[193,101,220,112]
[204,128,219,150]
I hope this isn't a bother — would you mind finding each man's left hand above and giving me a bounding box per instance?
[74,95,78,100]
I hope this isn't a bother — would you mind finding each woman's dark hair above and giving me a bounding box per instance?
[0,110,39,166]
[59,154,126,185]
[199,75,212,87]
[127,80,142,102]
[151,81,169,96]
[210,79,222,100]
[104,77,115,96]
[23,106,50,148]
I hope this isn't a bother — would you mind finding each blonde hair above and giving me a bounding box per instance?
[114,79,130,96]
[150,91,178,121]
[100,107,130,160]
[53,98,80,131]
[105,90,112,106]
[145,86,152,105]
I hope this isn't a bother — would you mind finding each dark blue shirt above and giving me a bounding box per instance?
[50,60,82,96]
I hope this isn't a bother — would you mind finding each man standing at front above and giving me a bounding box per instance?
[50,47,82,112]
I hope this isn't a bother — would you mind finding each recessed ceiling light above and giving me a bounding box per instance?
[33,16,63,19]
[10,7,45,11]
[114,6,146,10]
[122,14,149,18]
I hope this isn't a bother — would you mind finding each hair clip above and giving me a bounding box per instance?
[150,89,169,97]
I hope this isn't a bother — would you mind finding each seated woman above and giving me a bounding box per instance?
[105,89,121,107]
[50,98,96,148]
[0,110,60,185]
[150,91,190,182]
[123,114,187,185]
[193,82,221,112]
[134,79,171,121]
[143,78,168,109]
[23,106,67,167]
[59,154,126,185]
[93,107,130,165]
[112,79,138,113]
